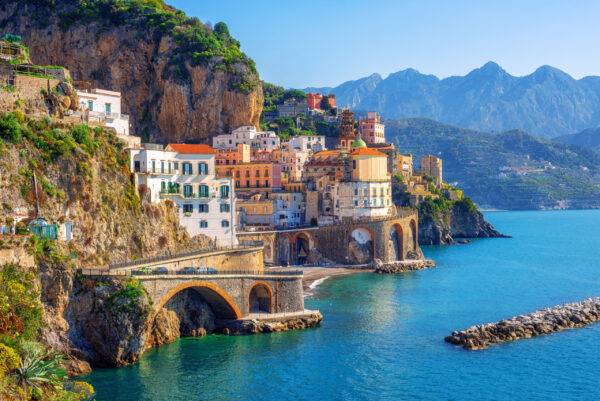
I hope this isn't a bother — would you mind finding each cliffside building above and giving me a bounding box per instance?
[212,126,280,151]
[421,155,443,187]
[130,144,237,246]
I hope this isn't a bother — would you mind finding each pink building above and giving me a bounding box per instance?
[359,112,385,144]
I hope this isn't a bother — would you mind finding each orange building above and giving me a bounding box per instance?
[216,162,282,192]
[307,92,336,110]
[215,143,251,166]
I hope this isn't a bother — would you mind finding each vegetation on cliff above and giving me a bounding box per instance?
[0,263,94,400]
[29,0,258,92]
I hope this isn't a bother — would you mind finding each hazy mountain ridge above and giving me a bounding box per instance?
[305,62,600,138]
[386,118,600,210]
[555,127,600,152]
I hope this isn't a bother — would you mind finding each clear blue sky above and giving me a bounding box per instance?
[169,0,600,88]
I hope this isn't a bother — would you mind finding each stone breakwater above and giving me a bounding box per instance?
[374,259,436,274]
[445,297,600,350]
[221,311,323,335]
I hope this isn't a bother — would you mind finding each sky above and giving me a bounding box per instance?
[169,0,600,88]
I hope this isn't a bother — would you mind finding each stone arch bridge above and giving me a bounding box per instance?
[237,209,421,266]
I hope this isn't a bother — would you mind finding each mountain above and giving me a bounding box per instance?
[555,127,600,152]
[0,0,263,143]
[306,63,600,138]
[387,118,600,210]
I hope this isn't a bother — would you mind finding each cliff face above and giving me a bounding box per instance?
[419,201,505,245]
[0,1,263,143]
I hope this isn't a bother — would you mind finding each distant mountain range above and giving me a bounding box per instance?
[305,62,600,138]
[555,127,600,152]
[386,118,600,210]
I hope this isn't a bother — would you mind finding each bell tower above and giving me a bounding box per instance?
[338,109,356,151]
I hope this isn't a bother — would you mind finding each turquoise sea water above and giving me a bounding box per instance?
[85,210,600,400]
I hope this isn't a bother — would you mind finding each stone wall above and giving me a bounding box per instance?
[139,274,305,318]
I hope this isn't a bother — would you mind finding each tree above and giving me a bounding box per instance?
[214,22,230,37]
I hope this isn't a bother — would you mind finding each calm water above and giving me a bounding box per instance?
[86,210,600,401]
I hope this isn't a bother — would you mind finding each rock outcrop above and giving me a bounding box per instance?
[419,201,506,245]
[445,297,600,350]
[373,258,435,274]
[0,1,263,143]
[222,312,323,335]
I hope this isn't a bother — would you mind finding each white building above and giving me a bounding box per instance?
[77,88,140,148]
[332,181,392,219]
[130,143,237,246]
[213,126,280,151]
[270,192,306,228]
[286,135,326,152]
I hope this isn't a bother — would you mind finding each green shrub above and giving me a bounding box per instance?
[0,112,24,142]
[0,264,44,342]
[0,343,21,379]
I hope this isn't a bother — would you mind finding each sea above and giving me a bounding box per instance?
[85,210,600,400]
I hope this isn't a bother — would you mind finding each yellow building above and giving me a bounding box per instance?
[397,154,413,181]
[350,147,389,182]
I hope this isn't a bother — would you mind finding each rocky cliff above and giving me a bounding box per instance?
[418,199,505,245]
[0,113,213,375]
[0,0,263,143]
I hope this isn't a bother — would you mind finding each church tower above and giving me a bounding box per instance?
[338,109,356,151]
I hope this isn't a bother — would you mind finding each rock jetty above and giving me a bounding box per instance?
[374,259,436,274]
[445,297,600,350]
[222,311,323,335]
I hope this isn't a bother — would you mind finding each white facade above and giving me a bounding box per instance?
[77,89,131,137]
[286,135,326,152]
[270,192,306,228]
[333,181,392,219]
[213,126,280,151]
[130,145,237,246]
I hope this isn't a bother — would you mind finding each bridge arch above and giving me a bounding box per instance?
[409,219,417,251]
[348,227,374,264]
[153,281,242,320]
[389,223,404,261]
[249,282,274,313]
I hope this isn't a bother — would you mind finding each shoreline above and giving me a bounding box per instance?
[300,267,371,292]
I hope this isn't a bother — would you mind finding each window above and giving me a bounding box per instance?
[220,185,230,198]
[255,170,260,177]
[168,162,172,174]
[198,204,209,213]
[221,220,230,228]
[264,170,269,177]
[182,162,192,175]
[199,184,209,197]
[87,100,93,111]
[151,160,156,173]
[265,180,269,187]
[198,163,208,175]
[183,184,193,197]
[235,170,240,178]
[105,103,111,114]
[354,189,358,196]
[220,203,230,213]
[246,180,250,187]
[160,181,166,192]
[235,181,240,187]
[161,161,165,174]
[354,200,359,206]
[183,204,193,214]
[353,160,357,169]
[173,162,179,170]
[199,220,208,228]
[245,170,250,178]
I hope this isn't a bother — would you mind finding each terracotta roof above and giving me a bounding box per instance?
[314,150,340,157]
[167,144,216,154]
[351,147,387,157]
